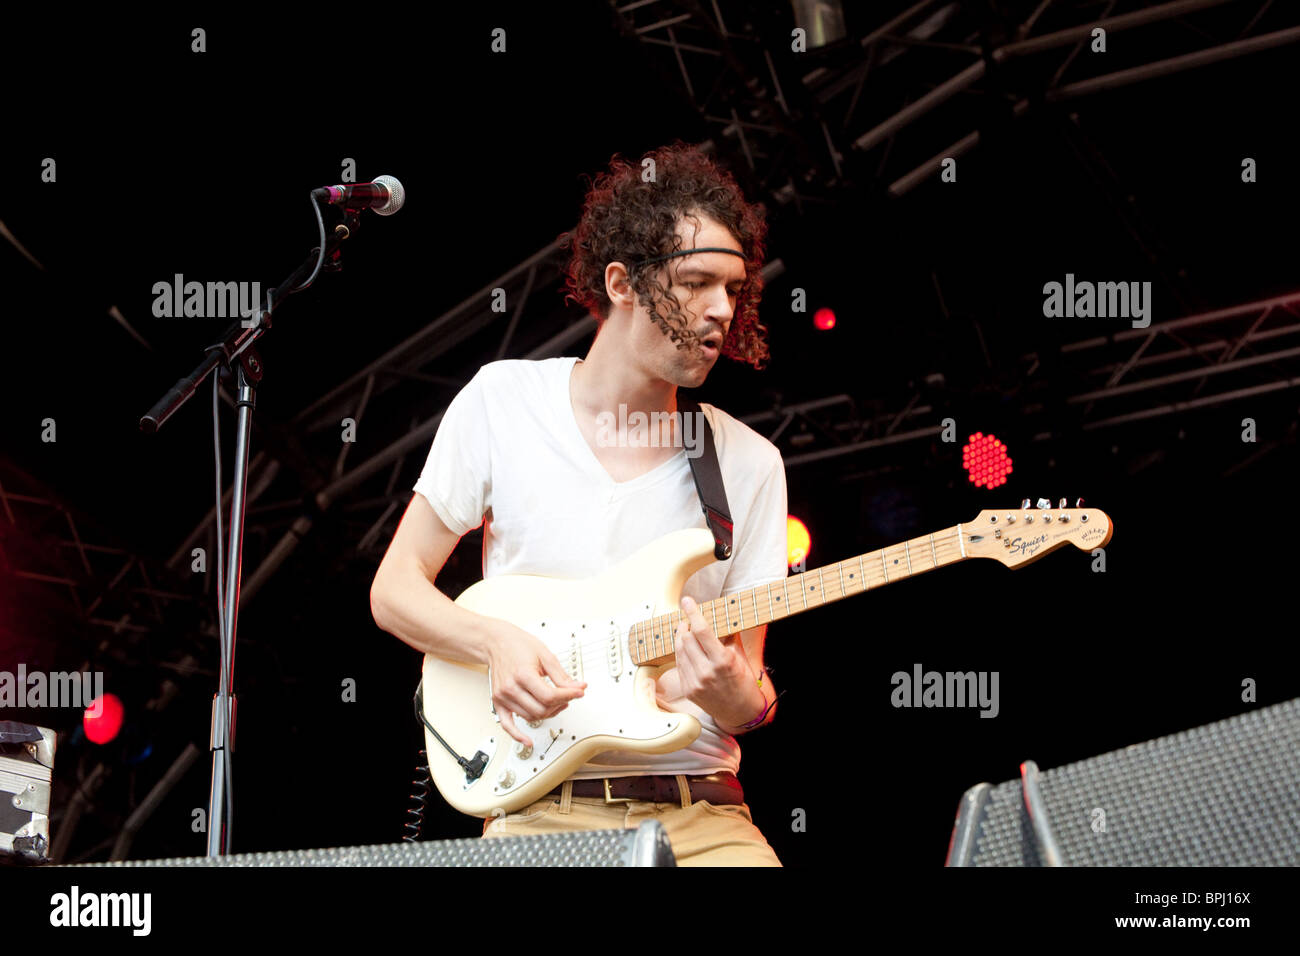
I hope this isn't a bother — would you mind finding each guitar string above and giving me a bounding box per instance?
[626,535,969,662]
[570,528,1075,666]
[522,526,1055,667]
[642,520,1097,654]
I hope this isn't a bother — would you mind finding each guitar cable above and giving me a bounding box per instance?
[413,682,489,779]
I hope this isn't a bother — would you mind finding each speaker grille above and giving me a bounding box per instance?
[75,821,675,867]
[949,698,1300,866]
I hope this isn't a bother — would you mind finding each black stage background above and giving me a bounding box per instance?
[2,2,1298,931]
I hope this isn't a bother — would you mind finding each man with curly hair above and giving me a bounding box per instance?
[371,143,788,866]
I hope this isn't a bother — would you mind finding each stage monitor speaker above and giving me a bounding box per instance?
[947,697,1300,866]
[71,819,676,867]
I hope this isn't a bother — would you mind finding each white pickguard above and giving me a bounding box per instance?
[472,612,686,797]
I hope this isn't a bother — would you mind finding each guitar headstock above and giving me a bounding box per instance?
[966,498,1112,568]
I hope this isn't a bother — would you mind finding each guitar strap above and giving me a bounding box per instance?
[677,395,733,561]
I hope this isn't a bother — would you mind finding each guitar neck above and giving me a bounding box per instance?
[630,523,970,666]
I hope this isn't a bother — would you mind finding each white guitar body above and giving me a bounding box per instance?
[420,527,718,818]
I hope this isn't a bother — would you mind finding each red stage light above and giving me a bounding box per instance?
[84,693,124,744]
[961,432,1013,489]
[787,515,811,568]
[813,308,836,331]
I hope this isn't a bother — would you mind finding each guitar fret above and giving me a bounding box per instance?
[630,523,997,662]
[621,522,1026,669]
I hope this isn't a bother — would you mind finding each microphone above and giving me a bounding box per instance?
[312,174,405,215]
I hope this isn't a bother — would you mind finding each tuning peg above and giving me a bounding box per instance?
[1058,498,1067,509]
[1021,498,1031,510]
[1075,497,1085,508]
[1036,498,1050,509]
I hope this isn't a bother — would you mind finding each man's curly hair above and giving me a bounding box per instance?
[561,142,770,369]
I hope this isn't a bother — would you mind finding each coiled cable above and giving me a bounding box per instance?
[403,750,431,843]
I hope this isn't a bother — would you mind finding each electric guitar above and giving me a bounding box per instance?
[419,499,1112,816]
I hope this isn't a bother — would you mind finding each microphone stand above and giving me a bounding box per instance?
[140,208,364,856]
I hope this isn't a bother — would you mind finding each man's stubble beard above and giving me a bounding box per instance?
[658,342,712,390]
[638,298,716,389]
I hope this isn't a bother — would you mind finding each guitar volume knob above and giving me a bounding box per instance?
[527,719,542,729]
[498,770,516,788]
[515,742,533,760]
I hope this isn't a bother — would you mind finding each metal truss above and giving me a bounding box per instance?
[608,0,1300,201]
[728,289,1300,474]
[1048,290,1300,433]
[0,458,212,664]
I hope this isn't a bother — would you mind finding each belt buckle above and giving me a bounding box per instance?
[603,778,634,804]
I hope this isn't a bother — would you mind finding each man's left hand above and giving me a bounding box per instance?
[674,595,764,728]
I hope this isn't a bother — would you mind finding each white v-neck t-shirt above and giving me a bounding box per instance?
[412,356,788,777]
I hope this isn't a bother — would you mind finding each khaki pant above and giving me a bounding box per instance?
[481,775,782,867]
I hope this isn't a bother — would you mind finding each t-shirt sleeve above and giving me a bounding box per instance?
[411,368,492,536]
[721,447,788,596]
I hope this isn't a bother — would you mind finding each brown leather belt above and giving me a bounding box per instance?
[550,772,744,806]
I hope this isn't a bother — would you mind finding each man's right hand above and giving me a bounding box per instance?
[482,620,587,748]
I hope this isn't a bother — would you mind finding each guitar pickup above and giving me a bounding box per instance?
[607,624,624,680]
[566,635,582,683]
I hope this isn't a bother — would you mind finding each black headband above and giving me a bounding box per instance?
[632,247,747,269]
